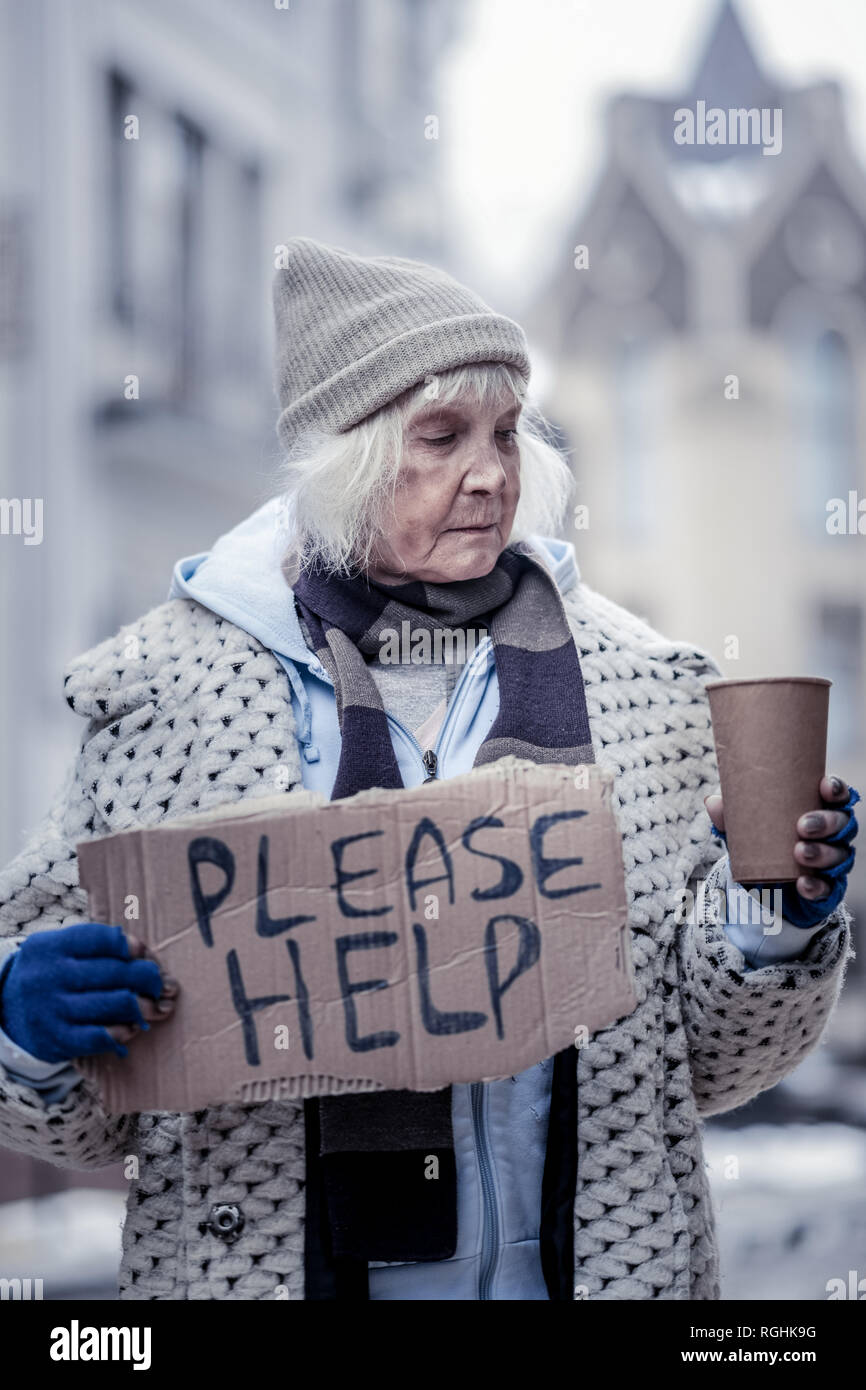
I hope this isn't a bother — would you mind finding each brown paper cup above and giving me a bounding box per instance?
[705,677,830,884]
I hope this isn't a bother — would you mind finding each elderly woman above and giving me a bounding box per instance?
[0,238,859,1302]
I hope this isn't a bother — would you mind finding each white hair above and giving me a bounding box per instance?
[272,362,574,581]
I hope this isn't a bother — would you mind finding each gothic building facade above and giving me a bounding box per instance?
[530,0,866,951]
[0,0,461,868]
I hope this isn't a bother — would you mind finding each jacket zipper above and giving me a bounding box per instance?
[403,654,500,1301]
[382,631,491,781]
[470,1081,500,1299]
[351,641,502,1297]
[417,741,500,1298]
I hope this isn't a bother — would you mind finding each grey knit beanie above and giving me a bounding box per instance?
[272,237,531,452]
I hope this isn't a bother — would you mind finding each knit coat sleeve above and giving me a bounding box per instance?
[566,578,855,1122]
[668,647,855,1119]
[0,722,137,1168]
[0,595,304,1169]
[680,849,853,1118]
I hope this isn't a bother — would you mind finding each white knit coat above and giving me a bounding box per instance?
[0,581,854,1300]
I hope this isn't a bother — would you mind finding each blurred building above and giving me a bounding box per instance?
[529,0,866,957]
[0,0,461,1217]
[0,0,461,865]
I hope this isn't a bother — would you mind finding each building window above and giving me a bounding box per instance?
[337,0,361,125]
[198,149,261,389]
[106,70,194,392]
[793,329,858,539]
[107,69,134,325]
[175,114,205,404]
[104,68,261,410]
[615,334,656,536]
[811,600,862,761]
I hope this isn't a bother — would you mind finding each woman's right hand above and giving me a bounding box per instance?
[0,922,178,1063]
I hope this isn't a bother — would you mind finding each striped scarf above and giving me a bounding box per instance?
[293,541,594,1300]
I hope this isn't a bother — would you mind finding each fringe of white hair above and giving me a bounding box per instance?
[272,362,575,581]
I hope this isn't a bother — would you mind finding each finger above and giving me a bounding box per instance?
[59,989,149,1027]
[794,840,848,872]
[70,1024,132,1059]
[139,991,177,1021]
[64,923,134,960]
[106,991,177,1036]
[63,958,164,998]
[127,958,163,999]
[122,934,166,965]
[795,874,832,901]
[126,939,172,986]
[105,1023,140,1046]
[820,775,849,804]
[704,792,725,833]
[797,809,851,839]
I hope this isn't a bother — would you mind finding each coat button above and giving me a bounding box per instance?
[207,1202,245,1242]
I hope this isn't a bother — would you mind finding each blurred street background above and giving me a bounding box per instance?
[0,0,863,1299]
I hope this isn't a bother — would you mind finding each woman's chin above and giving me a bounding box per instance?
[441,530,503,579]
[445,550,501,582]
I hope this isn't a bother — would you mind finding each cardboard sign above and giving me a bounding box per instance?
[76,757,635,1113]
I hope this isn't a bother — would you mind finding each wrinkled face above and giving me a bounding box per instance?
[366,392,522,585]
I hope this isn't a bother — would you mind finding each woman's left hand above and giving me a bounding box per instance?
[704,775,859,925]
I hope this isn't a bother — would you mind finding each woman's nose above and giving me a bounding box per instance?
[463,443,508,493]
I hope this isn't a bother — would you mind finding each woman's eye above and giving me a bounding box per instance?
[421,428,516,446]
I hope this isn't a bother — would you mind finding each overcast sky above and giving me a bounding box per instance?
[440,0,866,303]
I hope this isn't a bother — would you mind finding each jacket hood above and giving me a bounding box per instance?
[167,496,582,670]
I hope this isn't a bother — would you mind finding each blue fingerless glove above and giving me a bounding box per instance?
[710,785,860,929]
[0,922,163,1063]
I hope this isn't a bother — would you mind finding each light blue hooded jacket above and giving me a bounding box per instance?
[0,497,828,1300]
